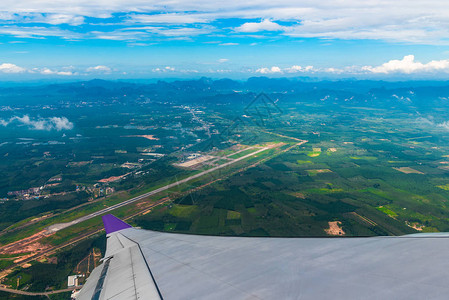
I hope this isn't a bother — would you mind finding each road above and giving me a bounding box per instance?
[0,285,80,296]
[46,146,271,233]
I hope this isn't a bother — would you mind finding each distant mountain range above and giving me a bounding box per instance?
[1,77,449,109]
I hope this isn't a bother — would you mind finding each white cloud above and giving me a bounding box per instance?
[219,42,238,46]
[56,71,74,76]
[0,1,449,43]
[123,25,213,37]
[92,25,213,41]
[0,115,74,131]
[218,58,229,63]
[127,42,156,46]
[0,13,84,25]
[0,63,80,76]
[363,55,449,74]
[235,19,286,33]
[127,13,209,24]
[0,26,81,39]
[0,63,26,73]
[86,65,112,73]
[253,58,449,76]
[256,66,282,74]
[40,68,75,76]
[152,66,175,72]
[256,65,317,74]
[50,117,74,130]
[45,14,84,25]
[417,117,449,131]
[284,65,314,73]
[324,67,344,74]
[211,69,232,73]
[438,121,449,130]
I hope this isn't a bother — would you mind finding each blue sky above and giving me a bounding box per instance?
[1,1,449,80]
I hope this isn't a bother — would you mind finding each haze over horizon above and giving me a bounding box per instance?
[1,1,449,80]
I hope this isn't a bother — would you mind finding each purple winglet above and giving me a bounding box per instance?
[102,214,132,234]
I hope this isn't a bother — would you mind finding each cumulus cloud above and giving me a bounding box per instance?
[0,63,78,76]
[86,65,112,73]
[40,68,75,76]
[256,65,316,74]
[50,117,74,130]
[416,117,449,131]
[0,115,74,131]
[324,67,344,74]
[0,63,26,73]
[152,66,199,73]
[438,121,449,130]
[0,63,116,77]
[254,57,449,76]
[235,19,286,33]
[256,66,282,74]
[363,55,449,74]
[152,66,176,72]
[284,65,314,73]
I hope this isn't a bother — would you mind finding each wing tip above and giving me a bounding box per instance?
[102,214,132,234]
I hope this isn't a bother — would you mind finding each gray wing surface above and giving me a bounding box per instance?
[76,215,449,300]
[76,230,162,300]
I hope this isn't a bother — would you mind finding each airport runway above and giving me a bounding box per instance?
[46,146,270,233]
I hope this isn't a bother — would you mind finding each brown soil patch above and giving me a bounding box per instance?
[98,172,131,183]
[393,167,424,174]
[407,222,424,231]
[325,221,345,236]
[306,169,332,176]
[292,192,306,199]
[68,161,92,167]
[0,229,52,263]
[122,135,159,140]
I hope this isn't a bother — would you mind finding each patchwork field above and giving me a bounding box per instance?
[136,102,449,237]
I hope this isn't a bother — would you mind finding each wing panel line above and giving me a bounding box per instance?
[91,258,111,300]
[120,234,164,300]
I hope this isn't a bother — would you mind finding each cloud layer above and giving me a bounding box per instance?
[0,1,449,43]
[0,115,74,131]
[0,63,113,76]
[2,55,449,77]
[254,56,449,76]
[235,19,286,33]
[0,63,26,73]
[362,55,449,74]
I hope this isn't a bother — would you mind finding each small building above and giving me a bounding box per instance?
[68,275,80,287]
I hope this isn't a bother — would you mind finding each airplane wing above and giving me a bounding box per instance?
[76,214,449,299]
